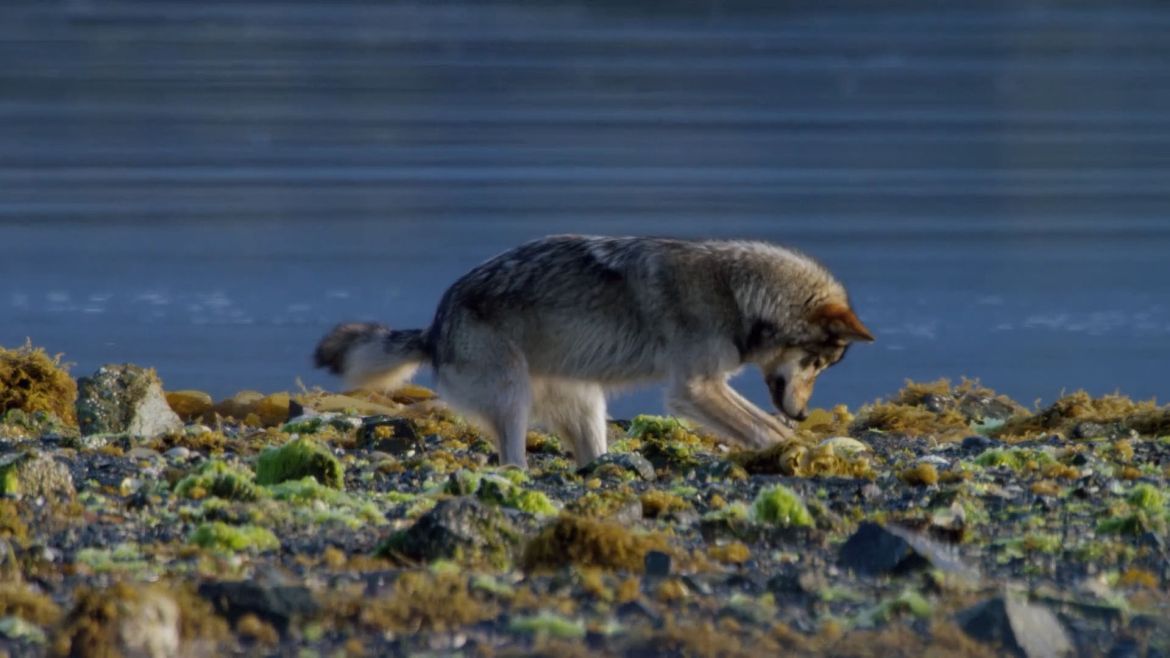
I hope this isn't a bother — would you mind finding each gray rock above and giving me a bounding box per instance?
[957,592,1074,658]
[839,522,976,578]
[379,497,519,564]
[198,579,318,633]
[76,365,182,437]
[0,450,75,500]
[165,446,191,461]
[579,452,657,482]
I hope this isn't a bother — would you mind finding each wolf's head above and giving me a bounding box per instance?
[761,302,874,421]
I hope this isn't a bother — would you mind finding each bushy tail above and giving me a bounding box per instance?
[313,322,430,391]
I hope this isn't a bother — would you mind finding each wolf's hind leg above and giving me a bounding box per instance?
[435,342,531,468]
[666,376,793,449]
[532,379,608,467]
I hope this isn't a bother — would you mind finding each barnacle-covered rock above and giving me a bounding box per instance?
[76,365,181,437]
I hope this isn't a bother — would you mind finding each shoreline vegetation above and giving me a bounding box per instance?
[1,342,1168,656]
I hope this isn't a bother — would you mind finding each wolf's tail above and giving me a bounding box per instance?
[313,322,430,391]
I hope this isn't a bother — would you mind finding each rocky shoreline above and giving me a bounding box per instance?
[1,343,1168,657]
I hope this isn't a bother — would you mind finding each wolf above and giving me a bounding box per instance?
[314,235,873,469]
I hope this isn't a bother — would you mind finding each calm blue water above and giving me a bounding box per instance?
[3,1,1169,416]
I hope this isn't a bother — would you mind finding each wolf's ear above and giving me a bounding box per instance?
[809,303,875,343]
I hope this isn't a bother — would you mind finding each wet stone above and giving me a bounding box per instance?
[359,416,422,455]
[76,364,182,437]
[956,592,1074,658]
[838,522,975,578]
[579,452,657,482]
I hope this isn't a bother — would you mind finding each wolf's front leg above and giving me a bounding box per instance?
[666,376,794,449]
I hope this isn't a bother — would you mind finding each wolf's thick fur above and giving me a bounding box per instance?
[315,235,873,468]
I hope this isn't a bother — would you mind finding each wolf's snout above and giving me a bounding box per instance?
[768,375,808,422]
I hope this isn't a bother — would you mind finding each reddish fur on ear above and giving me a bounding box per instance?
[809,303,875,342]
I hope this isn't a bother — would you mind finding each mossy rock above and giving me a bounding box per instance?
[0,450,75,501]
[376,497,520,568]
[255,437,344,489]
[173,460,260,501]
[0,343,77,427]
[75,364,182,437]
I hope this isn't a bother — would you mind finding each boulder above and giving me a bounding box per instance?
[76,365,182,437]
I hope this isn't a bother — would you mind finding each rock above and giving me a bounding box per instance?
[76,364,182,437]
[0,450,75,501]
[579,452,657,482]
[253,392,293,427]
[55,583,182,658]
[644,550,672,577]
[956,592,1073,658]
[299,393,400,417]
[961,435,1001,452]
[117,589,181,658]
[838,522,976,578]
[1071,421,1124,440]
[164,390,213,421]
[377,497,519,567]
[359,416,422,455]
[165,446,191,461]
[212,390,264,420]
[198,579,318,633]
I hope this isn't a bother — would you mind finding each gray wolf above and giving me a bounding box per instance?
[314,235,873,468]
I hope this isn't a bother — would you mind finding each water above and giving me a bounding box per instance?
[3,1,1169,416]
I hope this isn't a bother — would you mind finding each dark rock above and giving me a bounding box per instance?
[359,416,422,455]
[643,550,671,577]
[379,497,519,565]
[839,522,975,577]
[198,580,319,633]
[961,435,1001,452]
[616,600,661,624]
[579,452,656,482]
[76,364,182,437]
[956,593,1073,658]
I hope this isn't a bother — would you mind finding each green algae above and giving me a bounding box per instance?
[266,476,384,527]
[255,437,344,489]
[508,611,587,639]
[749,485,814,527]
[1127,483,1165,511]
[173,460,260,501]
[972,447,1055,471]
[189,522,280,553]
[443,469,558,516]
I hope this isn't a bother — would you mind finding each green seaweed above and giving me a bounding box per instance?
[255,437,344,489]
[189,522,280,553]
[749,485,813,528]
